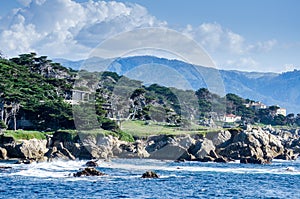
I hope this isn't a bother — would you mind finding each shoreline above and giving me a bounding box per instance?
[1,125,299,165]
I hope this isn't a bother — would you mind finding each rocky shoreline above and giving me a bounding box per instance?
[0,125,299,164]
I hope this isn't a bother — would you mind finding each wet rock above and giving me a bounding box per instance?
[15,159,34,164]
[240,157,271,164]
[275,149,298,160]
[0,166,12,169]
[86,160,98,167]
[73,167,106,177]
[141,171,159,178]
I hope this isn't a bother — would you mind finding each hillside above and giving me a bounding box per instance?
[60,55,300,113]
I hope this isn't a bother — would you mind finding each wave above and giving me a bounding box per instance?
[2,158,300,179]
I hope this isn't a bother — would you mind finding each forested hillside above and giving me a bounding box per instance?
[1,53,300,134]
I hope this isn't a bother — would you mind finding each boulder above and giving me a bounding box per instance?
[191,139,216,160]
[0,147,7,159]
[0,166,12,169]
[205,130,231,147]
[45,142,75,161]
[81,135,113,160]
[149,143,187,160]
[218,129,285,164]
[240,155,272,164]
[86,160,98,167]
[114,140,150,159]
[275,149,298,160]
[145,135,174,153]
[19,139,48,160]
[73,167,106,177]
[141,171,159,178]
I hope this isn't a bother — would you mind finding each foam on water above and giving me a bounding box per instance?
[1,158,300,180]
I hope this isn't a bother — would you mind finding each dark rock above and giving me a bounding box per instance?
[275,149,299,160]
[73,167,106,177]
[240,157,271,164]
[15,159,34,164]
[214,156,229,163]
[141,171,159,178]
[0,135,14,145]
[0,166,12,169]
[86,160,98,167]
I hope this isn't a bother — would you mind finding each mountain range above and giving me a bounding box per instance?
[54,56,300,114]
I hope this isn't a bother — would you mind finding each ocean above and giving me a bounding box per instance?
[1,158,300,198]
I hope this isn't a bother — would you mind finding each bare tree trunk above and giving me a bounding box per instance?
[13,114,17,131]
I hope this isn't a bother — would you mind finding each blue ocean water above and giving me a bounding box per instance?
[1,158,300,199]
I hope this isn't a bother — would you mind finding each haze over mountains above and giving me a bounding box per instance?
[55,56,300,114]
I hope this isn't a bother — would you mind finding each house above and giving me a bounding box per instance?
[223,114,242,123]
[244,102,267,110]
[276,108,287,116]
[64,89,93,105]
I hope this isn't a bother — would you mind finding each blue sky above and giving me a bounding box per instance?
[0,0,299,72]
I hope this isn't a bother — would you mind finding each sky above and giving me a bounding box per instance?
[0,0,299,72]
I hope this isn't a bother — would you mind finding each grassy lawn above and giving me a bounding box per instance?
[120,120,212,137]
[4,130,52,140]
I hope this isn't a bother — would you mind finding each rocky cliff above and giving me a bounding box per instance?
[0,126,299,164]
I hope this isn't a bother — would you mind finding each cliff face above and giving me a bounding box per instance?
[0,126,299,164]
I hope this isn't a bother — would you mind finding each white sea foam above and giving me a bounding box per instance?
[3,158,300,179]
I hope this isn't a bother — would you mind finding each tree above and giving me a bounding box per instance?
[0,120,7,134]
[196,88,212,113]
[286,113,295,126]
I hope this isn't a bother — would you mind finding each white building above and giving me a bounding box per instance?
[276,108,287,116]
[244,102,267,110]
[223,114,242,123]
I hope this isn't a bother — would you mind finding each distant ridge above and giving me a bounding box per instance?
[55,55,300,113]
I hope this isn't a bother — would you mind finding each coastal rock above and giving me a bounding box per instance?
[205,130,231,147]
[240,157,270,164]
[81,135,113,160]
[45,142,75,161]
[218,128,285,163]
[146,135,194,160]
[15,159,34,164]
[0,166,12,169]
[149,143,187,160]
[145,135,174,153]
[275,149,298,160]
[0,147,7,159]
[141,171,159,178]
[19,139,48,160]
[73,167,106,177]
[86,160,98,167]
[113,140,150,158]
[190,138,216,160]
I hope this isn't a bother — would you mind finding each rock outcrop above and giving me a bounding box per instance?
[73,167,106,177]
[0,147,7,159]
[141,171,159,178]
[217,127,293,164]
[0,125,299,164]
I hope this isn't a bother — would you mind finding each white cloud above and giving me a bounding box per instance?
[183,22,277,56]
[0,0,166,59]
[225,57,259,71]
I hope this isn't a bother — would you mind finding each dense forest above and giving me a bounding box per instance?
[1,53,300,134]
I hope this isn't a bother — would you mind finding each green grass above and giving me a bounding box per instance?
[120,120,212,137]
[4,130,51,140]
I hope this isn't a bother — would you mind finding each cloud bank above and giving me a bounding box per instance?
[0,0,166,59]
[0,0,280,71]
